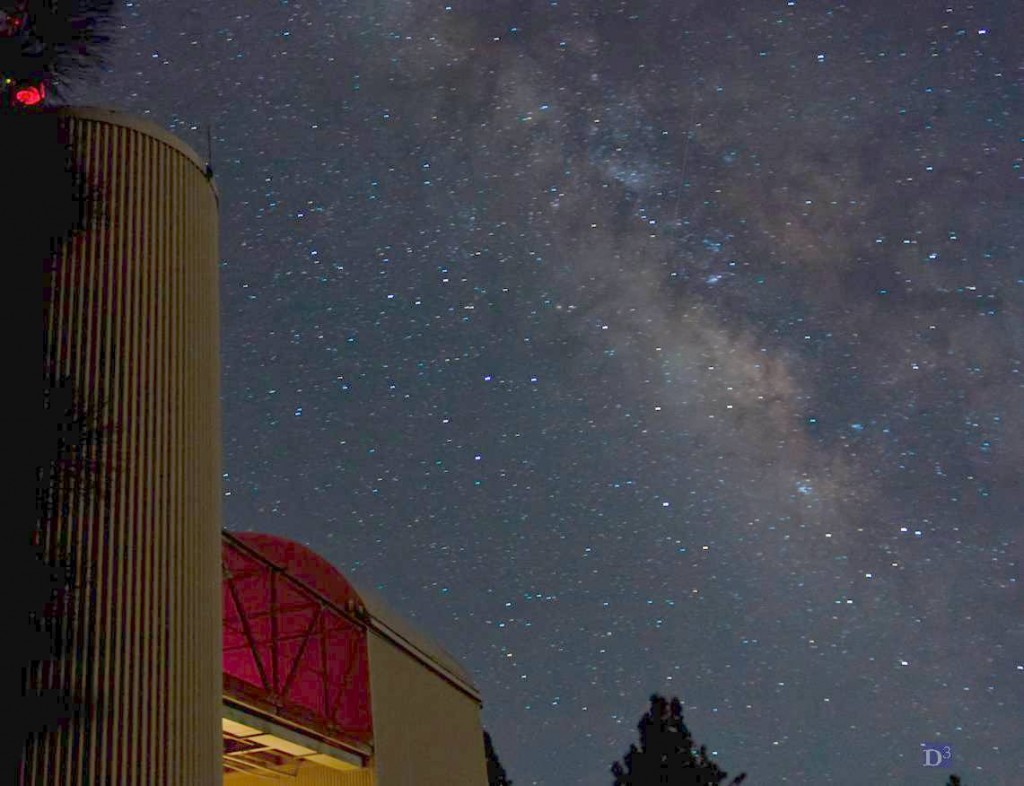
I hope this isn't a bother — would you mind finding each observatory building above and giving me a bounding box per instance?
[221,532,488,785]
[21,106,487,785]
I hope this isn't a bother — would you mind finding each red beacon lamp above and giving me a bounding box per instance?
[13,80,45,106]
[2,1,46,109]
[2,76,47,109]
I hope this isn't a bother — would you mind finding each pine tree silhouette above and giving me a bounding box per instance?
[4,0,119,771]
[611,695,747,785]
[484,729,513,786]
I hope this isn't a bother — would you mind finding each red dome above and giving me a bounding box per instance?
[231,531,366,614]
[222,532,373,750]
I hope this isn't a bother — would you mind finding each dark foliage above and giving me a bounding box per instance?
[945,776,962,786]
[1,0,119,102]
[3,1,118,775]
[611,694,747,786]
[20,370,94,728]
[2,0,116,248]
[484,730,513,786]
[14,149,113,777]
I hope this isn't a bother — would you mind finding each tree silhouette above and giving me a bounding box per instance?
[21,366,108,722]
[484,729,513,786]
[1,0,118,105]
[4,0,118,774]
[945,776,962,786]
[611,694,747,786]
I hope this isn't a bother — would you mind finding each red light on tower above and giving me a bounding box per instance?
[13,81,45,106]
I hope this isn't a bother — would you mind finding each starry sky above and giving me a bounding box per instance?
[65,0,1022,783]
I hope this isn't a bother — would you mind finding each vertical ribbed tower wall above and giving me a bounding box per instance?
[24,107,222,785]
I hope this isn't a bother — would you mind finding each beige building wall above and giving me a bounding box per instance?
[24,107,223,785]
[225,765,375,786]
[366,633,488,786]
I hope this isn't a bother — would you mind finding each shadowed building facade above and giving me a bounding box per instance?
[24,107,223,785]
[221,532,488,786]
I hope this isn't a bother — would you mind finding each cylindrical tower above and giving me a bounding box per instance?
[24,106,222,785]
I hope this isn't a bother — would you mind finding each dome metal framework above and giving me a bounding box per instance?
[222,531,488,785]
[222,532,374,760]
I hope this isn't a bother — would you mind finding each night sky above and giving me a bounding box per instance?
[67,1,1022,783]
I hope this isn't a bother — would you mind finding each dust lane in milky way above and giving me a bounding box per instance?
[68,0,1022,783]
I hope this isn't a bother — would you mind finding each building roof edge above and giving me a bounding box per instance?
[56,106,219,202]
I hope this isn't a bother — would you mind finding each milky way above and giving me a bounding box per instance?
[68,1,1021,783]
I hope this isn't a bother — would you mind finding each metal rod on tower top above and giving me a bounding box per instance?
[205,119,214,179]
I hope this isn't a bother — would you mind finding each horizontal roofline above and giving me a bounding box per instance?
[223,530,482,704]
[352,579,482,703]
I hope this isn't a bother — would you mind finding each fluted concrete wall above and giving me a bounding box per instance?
[23,107,222,785]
